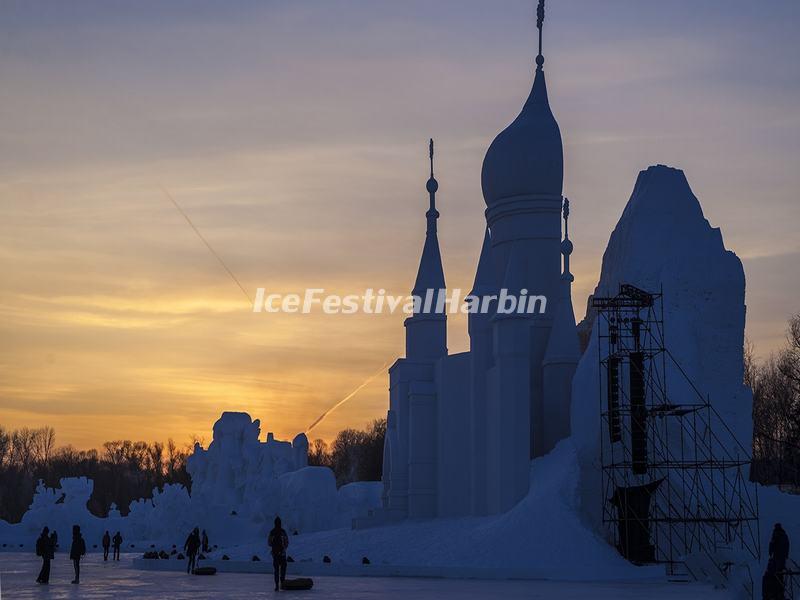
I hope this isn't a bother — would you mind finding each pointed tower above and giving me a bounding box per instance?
[402,139,447,519]
[405,139,447,361]
[542,198,580,455]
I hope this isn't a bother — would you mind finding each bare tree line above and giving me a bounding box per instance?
[0,426,56,471]
[0,428,192,524]
[750,313,800,486]
[308,418,386,486]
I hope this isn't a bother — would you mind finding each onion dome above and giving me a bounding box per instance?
[481,0,563,206]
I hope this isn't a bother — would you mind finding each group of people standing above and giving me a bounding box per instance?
[102,530,124,561]
[35,525,86,584]
[35,526,122,585]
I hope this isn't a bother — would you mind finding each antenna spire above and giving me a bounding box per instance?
[536,0,546,70]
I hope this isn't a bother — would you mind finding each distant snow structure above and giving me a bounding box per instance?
[0,412,382,551]
[21,478,99,540]
[186,412,378,542]
[376,0,579,524]
[187,412,307,513]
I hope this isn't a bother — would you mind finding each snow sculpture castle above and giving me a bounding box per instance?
[380,3,581,520]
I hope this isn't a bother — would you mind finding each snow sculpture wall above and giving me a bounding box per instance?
[0,412,382,551]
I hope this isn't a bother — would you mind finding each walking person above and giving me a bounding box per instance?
[184,527,201,574]
[35,527,52,584]
[268,516,289,591]
[69,525,86,584]
[112,531,123,561]
[102,530,111,561]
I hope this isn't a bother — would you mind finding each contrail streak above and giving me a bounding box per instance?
[160,187,252,304]
[162,185,392,432]
[306,358,393,435]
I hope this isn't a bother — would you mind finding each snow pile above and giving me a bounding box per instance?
[336,482,383,527]
[221,440,651,580]
[0,412,381,551]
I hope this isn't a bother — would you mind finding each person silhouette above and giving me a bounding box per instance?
[69,525,86,584]
[769,523,790,571]
[184,527,201,574]
[112,531,123,561]
[102,530,111,561]
[268,516,289,591]
[35,526,52,584]
[201,529,209,553]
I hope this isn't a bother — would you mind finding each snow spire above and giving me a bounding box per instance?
[561,197,574,282]
[405,139,447,361]
[411,139,445,296]
[544,197,579,363]
[471,228,497,296]
[536,0,546,71]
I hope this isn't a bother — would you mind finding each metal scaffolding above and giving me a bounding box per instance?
[594,284,760,571]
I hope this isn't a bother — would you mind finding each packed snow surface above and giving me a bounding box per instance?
[0,553,727,599]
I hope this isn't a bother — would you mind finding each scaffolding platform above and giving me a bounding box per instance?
[593,284,760,573]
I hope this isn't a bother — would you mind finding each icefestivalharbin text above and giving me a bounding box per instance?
[252,288,548,315]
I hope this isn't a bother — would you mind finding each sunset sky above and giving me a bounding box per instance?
[1,0,798,450]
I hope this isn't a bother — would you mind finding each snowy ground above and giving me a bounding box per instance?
[0,553,729,599]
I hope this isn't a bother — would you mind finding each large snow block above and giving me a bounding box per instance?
[571,164,753,531]
[337,482,382,528]
[277,467,338,534]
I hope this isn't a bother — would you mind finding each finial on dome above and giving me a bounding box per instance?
[426,138,439,195]
[429,138,435,178]
[561,197,574,282]
[536,0,546,70]
[425,138,439,226]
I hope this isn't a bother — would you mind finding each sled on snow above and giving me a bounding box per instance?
[282,578,314,590]
[192,566,217,576]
